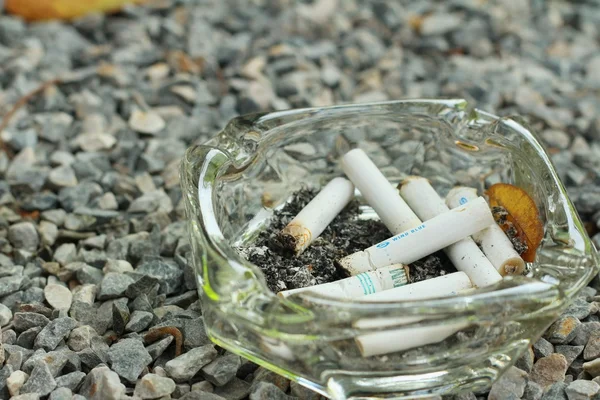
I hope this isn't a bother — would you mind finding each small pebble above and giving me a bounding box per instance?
[48,387,73,400]
[107,338,153,382]
[34,317,78,351]
[129,109,166,135]
[53,244,77,267]
[213,378,251,400]
[98,273,135,300]
[583,359,600,377]
[8,222,39,252]
[165,345,218,382]
[530,354,569,388]
[249,381,295,400]
[20,363,56,397]
[201,353,242,386]
[8,370,29,397]
[13,312,50,332]
[535,338,555,360]
[0,303,13,326]
[134,374,176,399]
[522,380,543,400]
[125,310,153,333]
[565,379,600,400]
[44,284,73,311]
[79,365,126,400]
[102,259,133,275]
[55,371,86,391]
[546,316,581,344]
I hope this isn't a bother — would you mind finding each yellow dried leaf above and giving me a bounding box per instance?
[5,0,147,21]
[486,183,544,262]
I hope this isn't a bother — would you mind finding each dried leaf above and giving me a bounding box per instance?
[486,183,544,262]
[5,0,147,21]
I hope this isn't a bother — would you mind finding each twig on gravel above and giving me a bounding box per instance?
[144,326,184,357]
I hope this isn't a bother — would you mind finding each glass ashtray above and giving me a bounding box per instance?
[180,99,600,399]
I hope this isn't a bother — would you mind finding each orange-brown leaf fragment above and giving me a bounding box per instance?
[486,183,544,262]
[5,0,147,21]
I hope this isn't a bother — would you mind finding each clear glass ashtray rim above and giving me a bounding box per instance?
[183,98,600,320]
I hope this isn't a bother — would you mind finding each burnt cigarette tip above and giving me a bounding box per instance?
[276,232,298,252]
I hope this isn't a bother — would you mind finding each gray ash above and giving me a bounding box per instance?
[492,205,529,255]
[241,189,456,293]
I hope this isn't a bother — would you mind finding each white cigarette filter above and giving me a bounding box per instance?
[279,177,355,255]
[341,148,421,234]
[399,176,503,288]
[337,197,495,275]
[446,186,525,276]
[355,272,473,330]
[360,271,472,302]
[277,264,408,300]
[356,321,469,357]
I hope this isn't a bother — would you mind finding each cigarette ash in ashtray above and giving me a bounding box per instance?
[240,188,454,294]
[237,148,543,357]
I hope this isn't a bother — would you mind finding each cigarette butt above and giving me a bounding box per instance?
[337,197,495,275]
[360,271,473,302]
[355,322,469,357]
[399,177,503,288]
[278,177,354,255]
[354,272,473,330]
[341,148,421,234]
[277,264,408,300]
[446,186,525,276]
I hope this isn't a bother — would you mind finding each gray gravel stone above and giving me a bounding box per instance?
[134,373,176,399]
[102,259,133,275]
[53,243,77,267]
[535,338,556,360]
[530,354,569,388]
[55,371,86,391]
[125,310,153,333]
[78,365,125,400]
[8,222,39,251]
[0,275,28,297]
[201,353,242,387]
[250,382,296,400]
[542,382,568,400]
[111,301,129,336]
[125,274,160,299]
[23,349,68,377]
[181,391,226,400]
[34,317,78,351]
[48,387,73,400]
[107,338,152,382]
[583,358,600,377]
[44,284,73,311]
[98,272,134,300]
[75,264,103,285]
[565,380,600,399]
[136,258,183,295]
[20,363,56,397]
[0,302,12,326]
[213,378,251,400]
[165,345,218,382]
[563,298,592,321]
[146,335,173,361]
[584,332,600,361]
[546,316,580,344]
[17,327,42,348]
[13,312,50,332]
[67,325,97,352]
[523,380,543,400]
[11,394,41,400]
[571,322,600,346]
[556,346,585,367]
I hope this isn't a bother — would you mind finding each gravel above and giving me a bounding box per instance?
[0,1,598,399]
